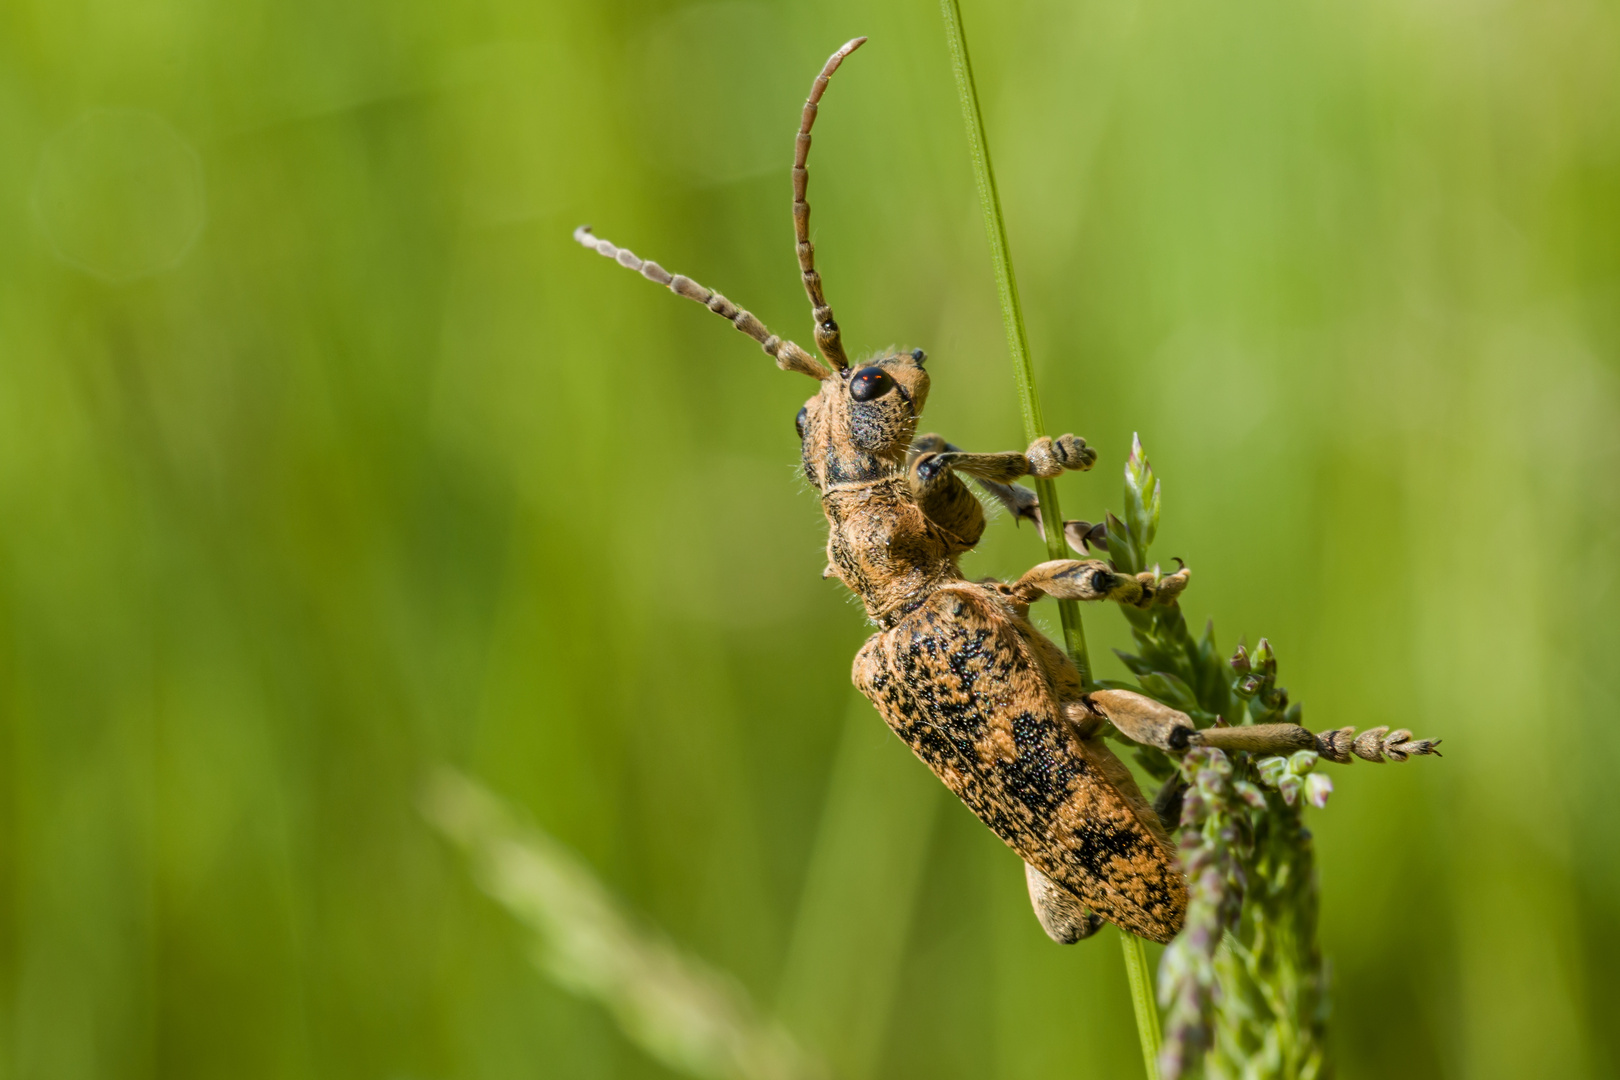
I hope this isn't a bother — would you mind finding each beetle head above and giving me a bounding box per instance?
[797,348,930,488]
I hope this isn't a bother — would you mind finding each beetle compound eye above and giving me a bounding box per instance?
[849,366,896,402]
[795,405,809,438]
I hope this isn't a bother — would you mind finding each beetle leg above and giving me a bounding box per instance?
[906,432,950,461]
[910,434,1041,529]
[1084,689,1316,755]
[1151,773,1188,831]
[908,434,1108,547]
[1010,559,1147,606]
[1011,558,1191,608]
[1081,689,1438,764]
[1023,434,1099,477]
[906,439,988,552]
[1060,519,1112,554]
[906,433,1094,484]
[1082,689,1198,751]
[918,433,1096,484]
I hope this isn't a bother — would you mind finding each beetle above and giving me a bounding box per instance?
[574,37,1437,944]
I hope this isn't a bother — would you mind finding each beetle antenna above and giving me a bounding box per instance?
[573,226,831,380]
[794,36,866,373]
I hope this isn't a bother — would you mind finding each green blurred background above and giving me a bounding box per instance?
[3,0,1617,1076]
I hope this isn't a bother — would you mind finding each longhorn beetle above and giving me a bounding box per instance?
[575,37,1439,945]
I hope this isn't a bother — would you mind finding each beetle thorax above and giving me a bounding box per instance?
[820,480,955,625]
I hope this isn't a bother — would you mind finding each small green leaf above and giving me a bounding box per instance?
[1114,650,1157,677]
[1286,750,1320,775]
[1135,747,1177,780]
[1252,638,1277,677]
[1124,433,1160,551]
[1106,512,1142,575]
[1196,620,1218,667]
[1141,671,1199,710]
[1234,780,1269,810]
[1257,756,1288,787]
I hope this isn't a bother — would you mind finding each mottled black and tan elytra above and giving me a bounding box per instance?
[574,38,1438,944]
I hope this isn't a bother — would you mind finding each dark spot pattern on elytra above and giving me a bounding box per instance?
[852,585,1186,942]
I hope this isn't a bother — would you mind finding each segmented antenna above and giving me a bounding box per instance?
[794,37,866,373]
[573,226,831,380]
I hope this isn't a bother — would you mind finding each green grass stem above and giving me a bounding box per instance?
[1120,929,1165,1080]
[937,0,1092,686]
[938,3,1161,1076]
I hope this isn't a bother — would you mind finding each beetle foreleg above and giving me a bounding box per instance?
[924,434,1096,485]
[905,440,988,552]
[906,434,1114,548]
[1023,434,1098,477]
[909,433,1041,529]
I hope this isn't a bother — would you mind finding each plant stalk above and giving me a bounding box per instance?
[938,3,1160,1077]
[1120,925,1166,1080]
[937,0,1091,685]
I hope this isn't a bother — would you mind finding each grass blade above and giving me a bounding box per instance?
[937,0,1093,685]
[937,3,1161,1076]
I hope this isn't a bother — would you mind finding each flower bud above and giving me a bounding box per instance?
[1234,780,1269,810]
[1252,638,1277,677]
